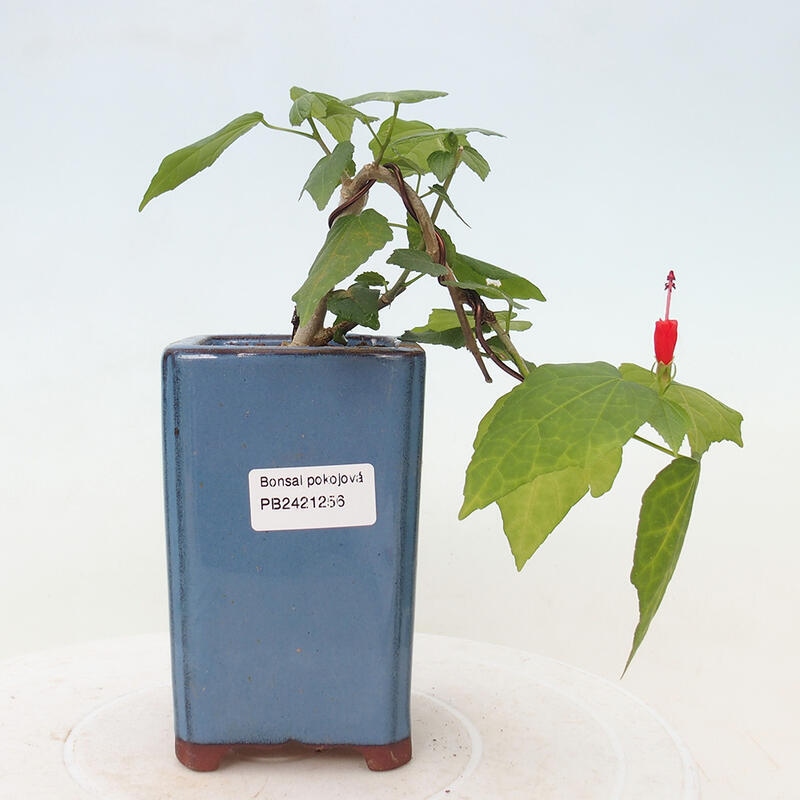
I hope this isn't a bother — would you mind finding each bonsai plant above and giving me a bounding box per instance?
[141,87,742,768]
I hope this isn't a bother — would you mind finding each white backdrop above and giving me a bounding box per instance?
[2,2,798,797]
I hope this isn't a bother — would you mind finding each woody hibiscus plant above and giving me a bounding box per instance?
[141,88,743,668]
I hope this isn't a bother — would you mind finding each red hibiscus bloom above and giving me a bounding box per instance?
[654,270,677,365]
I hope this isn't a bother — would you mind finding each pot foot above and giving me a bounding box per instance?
[174,739,232,771]
[356,737,412,771]
[174,736,412,772]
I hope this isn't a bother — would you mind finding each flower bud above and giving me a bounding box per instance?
[654,318,678,365]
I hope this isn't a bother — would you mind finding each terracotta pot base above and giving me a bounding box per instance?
[175,735,412,772]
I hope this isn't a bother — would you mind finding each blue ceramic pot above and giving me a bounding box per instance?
[162,335,426,771]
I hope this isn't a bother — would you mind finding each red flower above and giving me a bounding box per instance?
[654,318,678,365]
[654,270,677,365]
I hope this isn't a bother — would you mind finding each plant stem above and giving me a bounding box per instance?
[319,270,412,345]
[373,103,399,164]
[289,293,330,346]
[487,319,530,379]
[306,118,332,156]
[386,269,411,298]
[365,119,380,144]
[315,162,491,379]
[403,273,425,288]
[260,119,317,141]
[632,433,677,458]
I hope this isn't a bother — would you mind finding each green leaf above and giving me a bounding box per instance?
[439,229,546,302]
[319,99,374,142]
[300,141,355,210]
[394,126,503,141]
[400,308,529,349]
[406,216,424,250]
[619,363,744,457]
[619,363,690,454]
[400,309,474,348]
[473,389,512,448]
[460,145,491,181]
[409,308,466,333]
[400,328,468,348]
[354,271,388,288]
[327,284,382,330]
[288,87,376,142]
[376,156,419,175]
[498,466,590,569]
[460,363,658,518]
[344,90,448,106]
[291,209,393,325]
[386,248,448,276]
[587,446,624,497]
[445,278,527,307]
[374,124,502,176]
[139,112,264,211]
[452,253,544,302]
[289,86,329,125]
[663,382,744,457]
[428,149,458,183]
[474,371,631,571]
[369,119,437,172]
[626,456,701,670]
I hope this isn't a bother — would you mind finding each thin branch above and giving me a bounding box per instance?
[306,118,332,156]
[632,433,677,458]
[260,119,317,140]
[373,102,400,164]
[486,317,531,379]
[289,163,487,379]
[359,164,491,381]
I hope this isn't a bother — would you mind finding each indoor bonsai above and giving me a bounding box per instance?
[141,87,743,769]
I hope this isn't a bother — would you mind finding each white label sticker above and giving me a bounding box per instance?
[248,463,377,532]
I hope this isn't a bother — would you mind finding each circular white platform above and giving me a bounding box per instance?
[0,633,698,799]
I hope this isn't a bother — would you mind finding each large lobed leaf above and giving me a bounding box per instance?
[625,456,701,671]
[291,209,392,325]
[461,362,659,519]
[466,360,741,666]
[497,466,590,570]
[139,112,264,211]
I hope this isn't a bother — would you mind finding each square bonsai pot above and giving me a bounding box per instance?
[162,335,426,771]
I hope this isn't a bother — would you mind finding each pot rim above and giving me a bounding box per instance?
[164,334,425,357]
